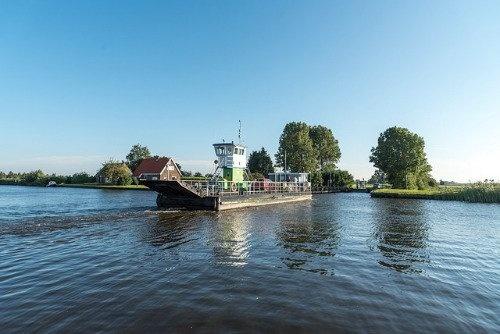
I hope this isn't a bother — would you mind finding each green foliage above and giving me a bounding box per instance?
[248,172,265,180]
[428,178,438,187]
[325,169,355,188]
[248,147,274,176]
[276,122,341,174]
[68,172,94,184]
[368,169,386,185]
[126,144,151,171]
[370,126,432,189]
[116,174,133,186]
[309,125,341,169]
[99,160,133,185]
[275,122,317,173]
[0,170,113,186]
[310,171,323,189]
[23,170,46,184]
[309,169,354,190]
[371,182,499,203]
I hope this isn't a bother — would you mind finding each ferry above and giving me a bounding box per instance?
[142,140,312,211]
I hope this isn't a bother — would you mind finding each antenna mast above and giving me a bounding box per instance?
[238,120,242,143]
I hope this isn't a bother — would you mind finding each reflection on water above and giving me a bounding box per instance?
[144,211,204,249]
[142,210,252,267]
[276,204,340,275]
[372,199,429,273]
[1,187,498,332]
[209,211,251,267]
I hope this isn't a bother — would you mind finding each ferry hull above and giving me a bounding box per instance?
[142,180,312,211]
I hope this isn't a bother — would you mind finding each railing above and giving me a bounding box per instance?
[179,180,311,197]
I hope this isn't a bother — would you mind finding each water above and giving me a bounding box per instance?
[0,185,498,332]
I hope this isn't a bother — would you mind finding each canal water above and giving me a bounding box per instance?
[0,185,498,332]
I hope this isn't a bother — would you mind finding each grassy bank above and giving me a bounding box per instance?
[371,185,500,203]
[58,183,150,191]
[0,180,150,191]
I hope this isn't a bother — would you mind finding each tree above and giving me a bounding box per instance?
[248,171,265,180]
[368,169,386,185]
[314,169,355,189]
[275,122,317,173]
[309,125,341,170]
[248,147,274,177]
[369,127,432,189]
[99,160,133,185]
[331,170,354,188]
[126,144,151,171]
[70,172,94,184]
[22,170,46,184]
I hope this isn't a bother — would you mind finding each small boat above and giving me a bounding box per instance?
[142,140,311,211]
[46,181,57,187]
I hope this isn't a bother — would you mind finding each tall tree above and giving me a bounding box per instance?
[99,159,133,185]
[248,147,274,176]
[126,144,151,171]
[275,122,317,173]
[369,126,432,189]
[368,169,387,185]
[309,125,341,170]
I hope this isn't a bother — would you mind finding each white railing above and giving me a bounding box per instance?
[179,180,311,197]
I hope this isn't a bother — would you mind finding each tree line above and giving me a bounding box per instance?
[0,170,95,186]
[2,124,438,190]
[248,122,437,190]
[247,122,354,189]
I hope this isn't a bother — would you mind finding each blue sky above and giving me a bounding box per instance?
[1,0,499,181]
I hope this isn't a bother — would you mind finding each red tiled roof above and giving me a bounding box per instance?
[133,157,171,176]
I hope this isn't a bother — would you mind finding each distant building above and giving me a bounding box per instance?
[268,172,308,183]
[133,156,181,181]
[356,179,367,189]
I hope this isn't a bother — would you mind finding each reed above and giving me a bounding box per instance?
[371,183,499,204]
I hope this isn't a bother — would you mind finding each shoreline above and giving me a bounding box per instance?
[371,188,499,204]
[2,182,498,204]
[0,182,150,191]
[58,183,150,191]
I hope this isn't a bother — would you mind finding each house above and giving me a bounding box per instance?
[133,156,182,181]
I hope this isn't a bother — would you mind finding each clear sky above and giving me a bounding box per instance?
[1,0,499,181]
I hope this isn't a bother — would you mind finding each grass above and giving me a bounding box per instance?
[0,179,150,190]
[371,184,500,203]
[58,183,150,190]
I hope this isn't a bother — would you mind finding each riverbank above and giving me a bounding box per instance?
[58,183,150,191]
[371,186,500,204]
[0,181,150,191]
